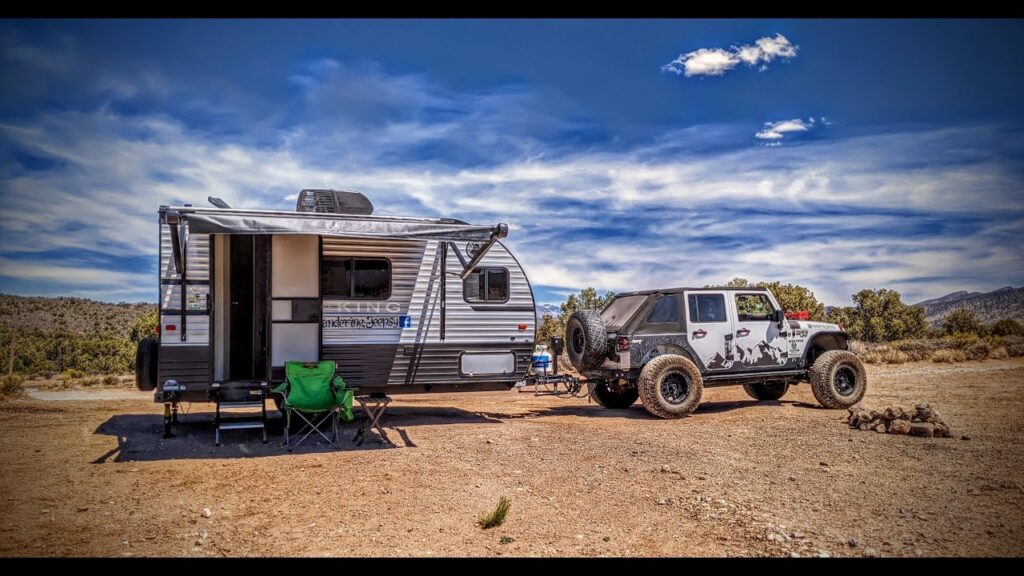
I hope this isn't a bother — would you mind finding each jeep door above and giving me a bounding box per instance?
[683,291,734,370]
[730,291,790,370]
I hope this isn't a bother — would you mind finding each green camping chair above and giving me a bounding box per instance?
[273,360,354,451]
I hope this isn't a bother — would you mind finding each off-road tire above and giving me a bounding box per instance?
[589,380,640,409]
[809,349,867,408]
[637,354,704,419]
[135,335,158,391]
[742,381,790,401]
[565,310,608,371]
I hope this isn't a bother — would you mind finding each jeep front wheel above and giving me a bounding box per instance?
[808,350,867,408]
[589,380,639,409]
[743,381,789,401]
[637,354,703,419]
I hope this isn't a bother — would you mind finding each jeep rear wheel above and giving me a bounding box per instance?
[809,349,867,408]
[565,310,608,371]
[743,381,790,401]
[589,380,639,409]
[637,354,703,419]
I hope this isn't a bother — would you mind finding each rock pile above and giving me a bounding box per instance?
[847,403,953,438]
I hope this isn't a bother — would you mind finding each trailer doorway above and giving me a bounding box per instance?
[213,234,270,383]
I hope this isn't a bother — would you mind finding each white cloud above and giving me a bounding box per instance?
[755,118,814,141]
[663,33,798,78]
[662,48,739,77]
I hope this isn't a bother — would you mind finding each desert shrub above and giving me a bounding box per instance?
[889,339,945,361]
[826,289,927,342]
[861,347,908,364]
[1002,336,1024,357]
[60,368,85,380]
[81,376,103,387]
[943,309,983,336]
[991,318,1024,338]
[943,333,980,350]
[965,341,991,361]
[932,349,968,363]
[1,373,26,399]
[989,347,1009,360]
[102,374,120,386]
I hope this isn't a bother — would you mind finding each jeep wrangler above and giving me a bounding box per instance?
[564,287,866,419]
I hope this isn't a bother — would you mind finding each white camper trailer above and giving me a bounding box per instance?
[136,190,536,422]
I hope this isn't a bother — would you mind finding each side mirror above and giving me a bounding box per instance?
[774,309,786,327]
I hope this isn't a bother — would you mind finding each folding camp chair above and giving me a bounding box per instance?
[272,360,354,451]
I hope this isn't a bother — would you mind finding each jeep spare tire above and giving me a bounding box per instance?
[565,310,608,371]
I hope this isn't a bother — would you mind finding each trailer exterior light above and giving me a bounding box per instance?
[165,324,176,331]
[617,336,630,351]
[518,323,528,331]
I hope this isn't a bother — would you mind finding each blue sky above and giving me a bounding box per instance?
[1,19,1023,306]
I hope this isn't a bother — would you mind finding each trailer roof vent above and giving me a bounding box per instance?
[296,189,374,215]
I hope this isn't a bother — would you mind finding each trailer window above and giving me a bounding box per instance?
[464,267,509,303]
[688,293,727,323]
[321,257,391,299]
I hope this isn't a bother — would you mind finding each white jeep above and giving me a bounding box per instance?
[564,287,866,419]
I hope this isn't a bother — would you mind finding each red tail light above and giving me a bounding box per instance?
[155,325,161,334]
[165,324,176,331]
[517,323,528,331]
[616,336,630,351]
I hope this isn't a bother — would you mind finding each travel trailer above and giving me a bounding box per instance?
[136,190,537,417]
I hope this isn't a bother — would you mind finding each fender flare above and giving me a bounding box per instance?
[801,331,852,366]
[642,343,702,372]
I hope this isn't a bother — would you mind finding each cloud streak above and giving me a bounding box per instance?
[662,33,798,77]
[1,44,1021,308]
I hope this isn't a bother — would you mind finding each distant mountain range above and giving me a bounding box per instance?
[535,304,560,319]
[913,286,1024,326]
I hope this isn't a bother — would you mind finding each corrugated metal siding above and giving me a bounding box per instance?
[388,344,533,386]
[159,222,209,281]
[321,344,399,388]
[159,221,210,348]
[321,237,427,345]
[398,240,535,344]
[158,345,211,388]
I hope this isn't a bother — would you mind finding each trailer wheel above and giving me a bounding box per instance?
[589,380,639,409]
[742,381,790,401]
[135,336,158,391]
[809,350,867,408]
[636,354,703,419]
[565,310,608,371]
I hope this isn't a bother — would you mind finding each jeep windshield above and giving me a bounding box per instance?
[601,295,646,330]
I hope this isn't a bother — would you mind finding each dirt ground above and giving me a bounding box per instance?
[1,360,1023,557]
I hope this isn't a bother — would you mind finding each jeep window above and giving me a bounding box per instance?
[463,267,509,303]
[601,295,646,329]
[735,293,774,322]
[688,293,727,323]
[646,294,680,323]
[322,257,391,300]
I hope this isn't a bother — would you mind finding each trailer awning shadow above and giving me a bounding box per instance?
[91,406,502,462]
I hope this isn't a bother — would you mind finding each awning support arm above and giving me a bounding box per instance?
[166,210,185,276]
[459,224,508,280]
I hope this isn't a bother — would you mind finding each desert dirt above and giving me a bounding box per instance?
[1,359,1023,557]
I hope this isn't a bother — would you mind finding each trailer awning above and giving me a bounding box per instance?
[183,210,501,242]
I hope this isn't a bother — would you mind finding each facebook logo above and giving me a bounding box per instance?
[400,315,412,329]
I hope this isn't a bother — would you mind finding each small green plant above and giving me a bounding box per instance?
[478,496,511,529]
[499,536,515,545]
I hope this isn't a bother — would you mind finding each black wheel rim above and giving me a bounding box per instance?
[660,371,691,405]
[834,366,857,396]
[571,326,585,355]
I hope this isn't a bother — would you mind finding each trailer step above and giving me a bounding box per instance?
[212,382,269,446]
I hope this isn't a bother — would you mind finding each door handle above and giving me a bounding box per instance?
[736,328,750,337]
[692,329,707,339]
